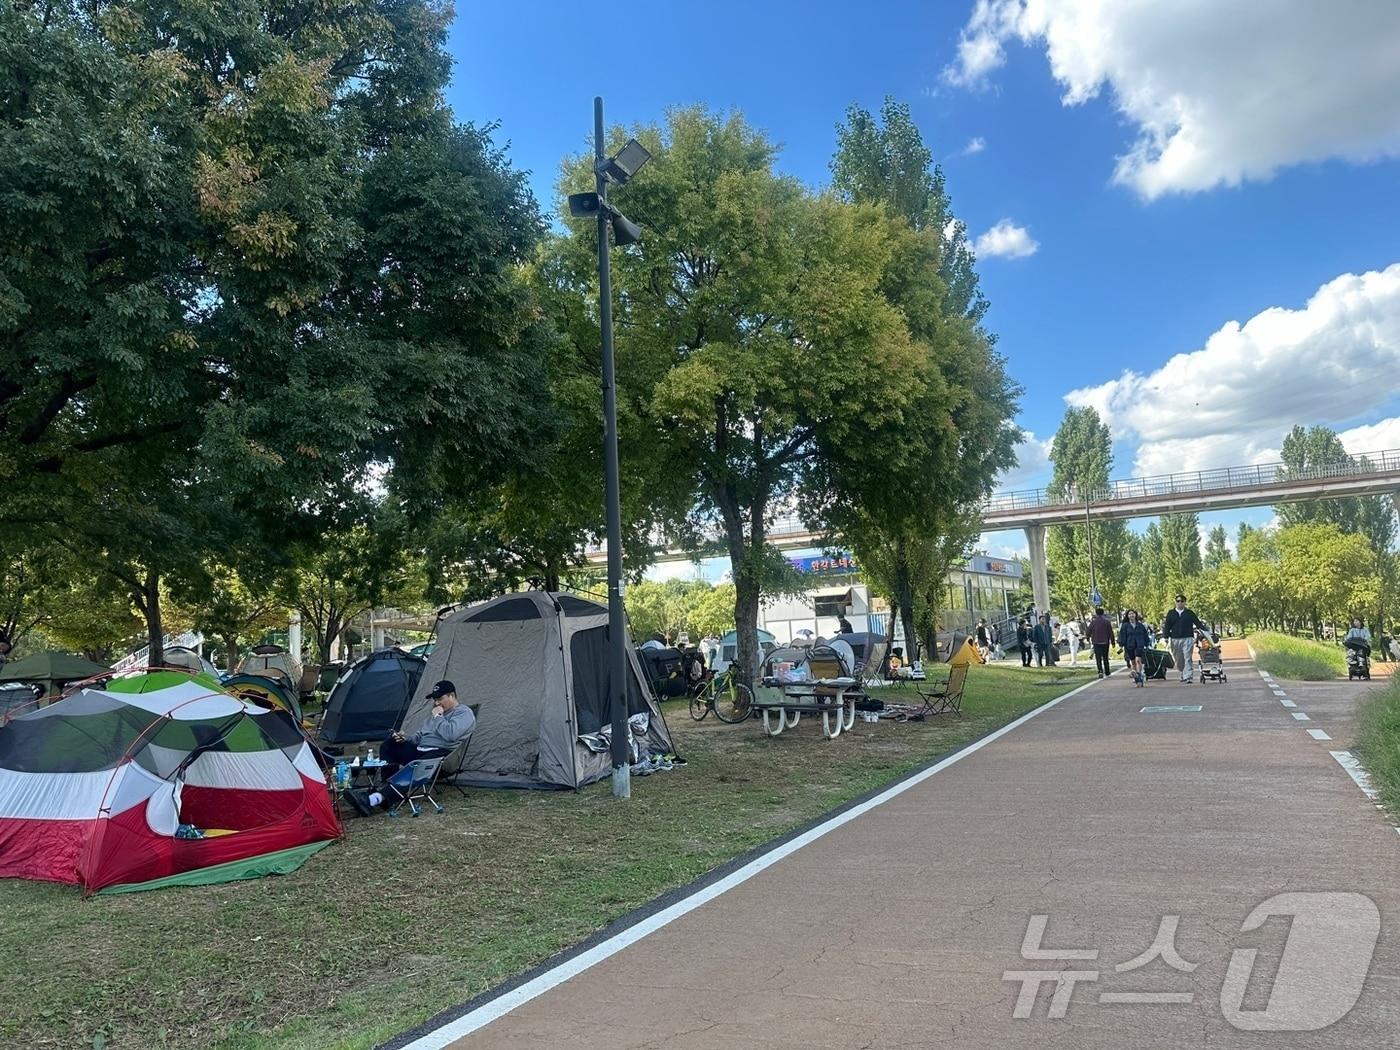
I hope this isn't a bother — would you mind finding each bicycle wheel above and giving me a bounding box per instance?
[713,681,753,723]
[689,692,709,721]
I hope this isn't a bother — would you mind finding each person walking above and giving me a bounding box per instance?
[1087,607,1115,678]
[1032,614,1054,667]
[1017,619,1032,667]
[975,618,990,658]
[1061,616,1083,666]
[1119,609,1151,686]
[1163,593,1206,683]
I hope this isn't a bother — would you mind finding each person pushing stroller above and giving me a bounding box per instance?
[1163,594,1206,683]
[1344,617,1372,680]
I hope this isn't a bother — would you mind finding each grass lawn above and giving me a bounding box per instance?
[1357,676,1400,816]
[1248,631,1346,680]
[1,661,1093,1050]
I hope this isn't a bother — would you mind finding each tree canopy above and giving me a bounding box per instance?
[2,0,556,659]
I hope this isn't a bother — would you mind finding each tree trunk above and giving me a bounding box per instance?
[319,614,341,666]
[895,554,918,662]
[222,633,240,671]
[733,576,762,684]
[883,598,898,675]
[142,567,164,668]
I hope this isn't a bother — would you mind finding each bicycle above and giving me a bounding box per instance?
[689,669,753,723]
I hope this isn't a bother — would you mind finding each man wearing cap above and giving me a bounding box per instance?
[349,680,474,815]
[1163,594,1206,684]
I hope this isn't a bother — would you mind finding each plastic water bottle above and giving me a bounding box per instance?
[366,748,376,766]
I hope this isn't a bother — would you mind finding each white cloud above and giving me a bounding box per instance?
[1065,263,1400,477]
[978,533,1029,558]
[943,0,1400,199]
[973,218,1039,259]
[997,431,1054,490]
[1338,416,1400,456]
[963,136,987,155]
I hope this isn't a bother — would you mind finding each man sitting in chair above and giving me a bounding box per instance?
[348,680,473,816]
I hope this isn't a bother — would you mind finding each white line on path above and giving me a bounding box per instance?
[1292,712,1311,721]
[1280,699,1297,708]
[1307,729,1332,741]
[1331,750,1380,799]
[394,675,1107,1050]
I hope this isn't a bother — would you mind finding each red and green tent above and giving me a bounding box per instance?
[0,671,340,894]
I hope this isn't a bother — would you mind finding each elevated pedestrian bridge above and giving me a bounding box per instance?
[589,449,1400,617]
[986,447,1400,614]
[981,448,1400,530]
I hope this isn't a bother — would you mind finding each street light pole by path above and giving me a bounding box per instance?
[594,98,629,800]
[569,98,652,800]
[1085,492,1101,610]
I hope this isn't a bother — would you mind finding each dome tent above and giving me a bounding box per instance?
[318,649,425,744]
[401,592,676,790]
[0,671,339,895]
[223,672,304,722]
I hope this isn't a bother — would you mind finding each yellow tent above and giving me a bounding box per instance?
[948,636,985,667]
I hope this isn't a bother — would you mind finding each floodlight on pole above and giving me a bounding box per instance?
[600,138,652,184]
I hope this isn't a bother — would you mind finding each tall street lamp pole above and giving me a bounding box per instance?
[1085,491,1100,611]
[570,98,652,800]
[594,97,630,800]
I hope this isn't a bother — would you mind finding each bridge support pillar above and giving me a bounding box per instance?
[1025,525,1050,617]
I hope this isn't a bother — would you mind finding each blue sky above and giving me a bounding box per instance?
[446,1,1400,560]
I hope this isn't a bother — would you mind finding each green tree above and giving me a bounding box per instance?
[831,97,987,323]
[1159,512,1204,591]
[824,99,1018,656]
[1277,522,1380,636]
[2,1,554,658]
[553,108,978,680]
[169,564,284,670]
[690,583,737,638]
[1046,407,1130,615]
[1204,524,1232,571]
[1276,427,1359,530]
[278,508,425,665]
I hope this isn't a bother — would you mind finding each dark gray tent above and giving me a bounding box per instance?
[401,592,675,790]
[319,649,425,744]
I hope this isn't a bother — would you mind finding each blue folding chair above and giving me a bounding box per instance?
[385,756,446,817]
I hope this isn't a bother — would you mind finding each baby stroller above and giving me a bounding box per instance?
[1345,639,1372,681]
[1195,629,1226,683]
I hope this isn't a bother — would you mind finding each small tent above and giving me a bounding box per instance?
[0,671,339,894]
[712,628,776,675]
[162,646,220,679]
[223,673,304,723]
[236,646,301,692]
[948,633,985,667]
[0,651,111,698]
[319,649,425,744]
[402,592,675,789]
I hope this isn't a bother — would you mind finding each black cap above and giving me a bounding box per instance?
[1175,594,1187,602]
[427,680,456,699]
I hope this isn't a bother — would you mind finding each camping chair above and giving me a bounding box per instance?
[916,664,968,717]
[385,757,447,818]
[860,638,889,691]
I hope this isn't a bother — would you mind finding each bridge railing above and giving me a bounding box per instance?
[984,447,1400,515]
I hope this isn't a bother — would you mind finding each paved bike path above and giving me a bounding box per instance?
[404,649,1400,1049]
